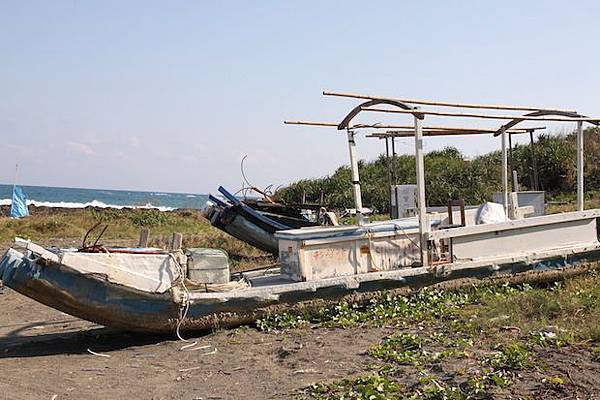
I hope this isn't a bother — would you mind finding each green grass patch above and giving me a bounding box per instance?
[257,287,478,332]
[301,271,599,399]
[369,333,426,364]
[472,272,600,342]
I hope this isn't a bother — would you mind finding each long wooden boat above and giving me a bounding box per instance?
[1,210,599,333]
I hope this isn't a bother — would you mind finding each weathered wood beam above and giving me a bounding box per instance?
[361,107,600,122]
[138,228,150,248]
[323,90,577,113]
[284,120,544,132]
[367,129,534,138]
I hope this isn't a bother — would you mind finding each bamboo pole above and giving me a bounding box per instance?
[284,120,544,133]
[283,120,338,127]
[367,129,535,138]
[361,107,600,122]
[323,90,577,113]
[380,126,544,133]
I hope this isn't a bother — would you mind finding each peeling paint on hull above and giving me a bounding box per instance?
[1,248,599,334]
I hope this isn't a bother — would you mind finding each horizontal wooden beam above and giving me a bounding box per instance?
[323,90,577,113]
[283,120,338,127]
[284,120,545,132]
[361,107,600,122]
[382,126,543,133]
[367,129,532,138]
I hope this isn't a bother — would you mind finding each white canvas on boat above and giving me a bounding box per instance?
[60,252,182,293]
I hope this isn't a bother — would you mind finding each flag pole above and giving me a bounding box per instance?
[13,163,19,188]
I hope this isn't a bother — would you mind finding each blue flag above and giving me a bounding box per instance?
[10,185,29,218]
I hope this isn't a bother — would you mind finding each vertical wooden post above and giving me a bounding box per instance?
[138,227,150,248]
[385,137,393,219]
[529,130,540,191]
[171,232,183,251]
[391,136,397,185]
[576,121,584,211]
[501,129,509,217]
[347,129,365,225]
[414,112,429,267]
[508,132,515,191]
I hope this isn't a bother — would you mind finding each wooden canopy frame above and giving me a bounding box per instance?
[285,90,599,267]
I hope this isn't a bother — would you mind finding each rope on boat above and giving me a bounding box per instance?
[393,222,421,249]
[169,253,198,351]
[169,252,249,350]
[364,223,422,270]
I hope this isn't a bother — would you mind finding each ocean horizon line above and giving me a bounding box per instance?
[0,182,207,197]
[0,184,211,211]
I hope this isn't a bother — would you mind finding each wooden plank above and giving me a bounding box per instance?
[171,232,183,251]
[323,90,577,113]
[138,228,150,248]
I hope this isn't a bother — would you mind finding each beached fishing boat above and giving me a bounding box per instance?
[202,186,319,255]
[1,92,599,333]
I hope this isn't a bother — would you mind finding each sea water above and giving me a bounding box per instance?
[0,184,209,211]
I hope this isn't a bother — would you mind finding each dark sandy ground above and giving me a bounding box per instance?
[2,286,599,400]
[0,288,390,400]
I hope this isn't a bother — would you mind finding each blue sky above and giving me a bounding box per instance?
[1,1,598,193]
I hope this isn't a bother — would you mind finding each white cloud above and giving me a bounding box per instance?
[66,141,96,156]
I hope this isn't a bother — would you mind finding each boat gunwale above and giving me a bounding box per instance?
[187,242,600,302]
[429,209,600,240]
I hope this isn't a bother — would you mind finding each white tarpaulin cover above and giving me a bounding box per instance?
[475,202,507,225]
[60,252,182,293]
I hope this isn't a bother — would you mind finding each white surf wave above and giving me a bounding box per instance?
[0,198,174,211]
